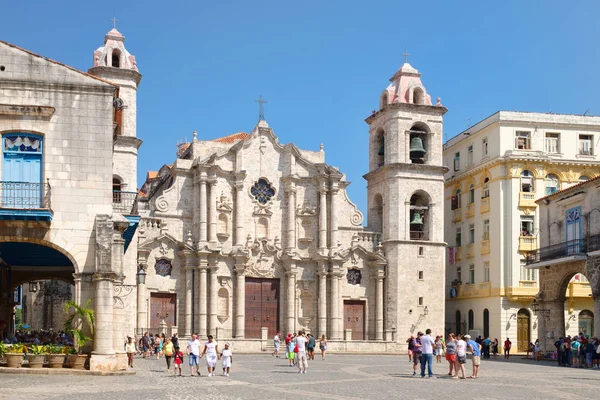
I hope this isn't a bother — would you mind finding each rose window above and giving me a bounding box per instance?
[250,178,275,205]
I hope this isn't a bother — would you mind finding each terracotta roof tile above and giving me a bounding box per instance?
[0,40,118,88]
[212,132,249,144]
[147,171,158,179]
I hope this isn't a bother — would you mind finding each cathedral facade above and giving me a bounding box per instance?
[135,61,447,351]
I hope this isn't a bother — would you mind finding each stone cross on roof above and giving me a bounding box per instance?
[403,49,410,63]
[255,95,267,121]
[110,17,119,29]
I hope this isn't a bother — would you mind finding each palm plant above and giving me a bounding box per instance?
[63,299,95,354]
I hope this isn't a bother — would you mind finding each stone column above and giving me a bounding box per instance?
[208,179,218,245]
[330,184,339,253]
[208,260,219,336]
[234,265,245,338]
[184,267,193,336]
[136,268,147,334]
[375,273,384,341]
[593,296,600,342]
[319,182,328,251]
[92,274,115,355]
[287,266,296,334]
[286,184,296,250]
[199,176,208,243]
[234,180,245,246]
[198,262,208,337]
[318,263,328,337]
[330,270,342,339]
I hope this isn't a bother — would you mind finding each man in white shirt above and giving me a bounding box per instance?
[186,333,201,376]
[272,332,280,358]
[295,331,308,374]
[419,328,436,378]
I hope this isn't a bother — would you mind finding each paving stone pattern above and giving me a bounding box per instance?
[1,354,599,400]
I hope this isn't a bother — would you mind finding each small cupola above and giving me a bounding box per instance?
[92,28,139,71]
[379,59,438,108]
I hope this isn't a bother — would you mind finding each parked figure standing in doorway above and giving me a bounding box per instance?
[201,335,219,377]
[503,338,512,359]
[319,334,328,360]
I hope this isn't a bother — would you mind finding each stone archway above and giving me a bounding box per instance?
[537,255,600,351]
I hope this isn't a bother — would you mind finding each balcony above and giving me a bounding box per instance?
[519,236,537,252]
[455,246,462,261]
[465,203,475,218]
[480,197,490,213]
[519,191,537,208]
[480,239,490,255]
[526,238,587,265]
[113,191,139,215]
[0,181,53,221]
[465,243,475,258]
[506,281,538,301]
[568,281,592,298]
[452,208,462,223]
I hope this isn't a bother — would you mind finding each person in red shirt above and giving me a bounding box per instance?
[284,333,292,359]
[173,346,184,377]
[504,338,512,359]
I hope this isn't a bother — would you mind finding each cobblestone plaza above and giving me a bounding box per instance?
[2,354,599,399]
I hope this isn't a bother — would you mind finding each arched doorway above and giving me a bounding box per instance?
[483,309,490,338]
[455,310,462,335]
[578,310,594,337]
[517,308,530,352]
[0,241,75,335]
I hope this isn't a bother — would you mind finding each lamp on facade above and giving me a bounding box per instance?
[28,281,38,293]
[136,267,146,285]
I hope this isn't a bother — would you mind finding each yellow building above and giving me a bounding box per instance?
[443,111,598,350]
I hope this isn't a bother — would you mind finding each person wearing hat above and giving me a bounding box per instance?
[411,332,423,376]
[221,342,232,376]
[465,334,481,379]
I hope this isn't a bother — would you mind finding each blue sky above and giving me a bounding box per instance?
[2,0,599,216]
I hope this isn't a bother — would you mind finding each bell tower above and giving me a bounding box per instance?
[88,27,142,195]
[363,58,448,341]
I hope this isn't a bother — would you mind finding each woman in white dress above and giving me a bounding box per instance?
[221,342,232,376]
[201,335,220,377]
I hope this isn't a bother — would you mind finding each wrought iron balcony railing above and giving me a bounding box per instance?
[0,181,51,209]
[526,238,586,265]
[113,190,138,215]
[588,233,600,253]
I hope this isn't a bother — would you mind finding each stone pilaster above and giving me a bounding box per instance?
[330,265,343,340]
[286,265,297,335]
[329,182,339,254]
[318,262,328,337]
[208,257,219,336]
[234,178,245,246]
[197,256,208,337]
[183,266,193,337]
[285,182,296,251]
[208,178,218,245]
[375,271,385,341]
[199,173,208,244]
[234,264,246,338]
[318,181,328,252]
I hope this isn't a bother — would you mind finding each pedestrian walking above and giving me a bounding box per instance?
[125,336,136,368]
[201,335,219,377]
[434,335,445,363]
[295,331,308,374]
[492,338,499,357]
[140,332,150,358]
[272,332,280,358]
[503,338,512,359]
[465,334,481,379]
[186,333,201,376]
[163,337,174,373]
[171,332,179,349]
[445,333,457,376]
[173,346,184,377]
[411,332,423,377]
[482,336,491,359]
[307,334,316,360]
[420,329,436,378]
[319,334,328,360]
[407,336,414,362]
[154,334,162,359]
[287,334,296,366]
[454,334,467,379]
[221,342,232,376]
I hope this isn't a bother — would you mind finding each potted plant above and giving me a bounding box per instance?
[45,344,67,368]
[27,345,46,369]
[5,343,26,368]
[0,342,6,363]
[63,299,95,370]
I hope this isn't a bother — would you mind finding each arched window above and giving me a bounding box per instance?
[455,310,462,335]
[579,310,594,337]
[376,129,385,168]
[409,192,430,241]
[111,49,121,67]
[113,178,122,203]
[380,92,388,109]
[482,177,490,198]
[579,175,589,182]
[413,87,424,105]
[454,189,461,209]
[468,184,475,204]
[468,309,474,331]
[409,122,429,164]
[520,170,534,193]
[545,174,559,195]
[483,309,490,338]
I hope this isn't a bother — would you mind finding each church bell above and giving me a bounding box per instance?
[410,211,423,225]
[409,136,426,161]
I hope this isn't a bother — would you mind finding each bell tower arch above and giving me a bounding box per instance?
[363,58,448,342]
